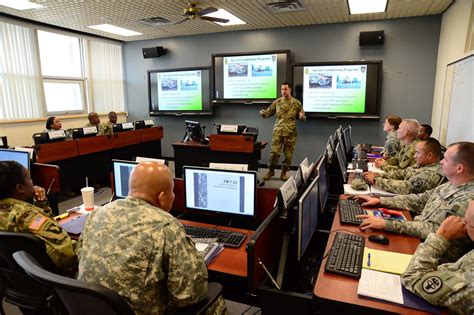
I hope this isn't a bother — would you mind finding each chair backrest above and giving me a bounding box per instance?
[13,251,135,315]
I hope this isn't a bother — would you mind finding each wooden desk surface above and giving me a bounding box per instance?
[313,206,431,314]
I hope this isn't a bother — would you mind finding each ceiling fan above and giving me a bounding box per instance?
[175,2,230,24]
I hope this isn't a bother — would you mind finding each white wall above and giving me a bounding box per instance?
[431,0,473,139]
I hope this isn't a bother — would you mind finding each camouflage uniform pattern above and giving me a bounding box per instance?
[374,163,446,194]
[84,122,112,135]
[401,233,474,314]
[77,197,225,315]
[380,180,474,261]
[383,130,400,158]
[382,139,419,172]
[261,97,304,169]
[0,198,77,273]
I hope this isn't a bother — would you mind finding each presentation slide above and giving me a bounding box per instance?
[303,65,367,113]
[156,70,203,110]
[185,169,255,216]
[223,54,277,99]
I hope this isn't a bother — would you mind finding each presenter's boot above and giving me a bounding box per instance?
[263,168,275,181]
[280,167,290,181]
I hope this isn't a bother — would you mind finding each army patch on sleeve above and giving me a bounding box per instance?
[44,221,63,234]
[411,179,423,188]
[422,276,443,294]
[28,215,47,231]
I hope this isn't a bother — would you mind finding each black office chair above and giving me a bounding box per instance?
[0,232,60,315]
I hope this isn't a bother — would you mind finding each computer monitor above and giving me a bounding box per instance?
[326,139,334,164]
[328,134,336,151]
[184,120,206,143]
[33,130,66,145]
[134,119,155,129]
[335,143,348,183]
[0,148,30,170]
[72,126,98,139]
[297,175,320,261]
[316,155,329,212]
[343,126,352,155]
[0,136,7,148]
[112,122,134,133]
[183,166,257,218]
[294,165,303,189]
[337,134,348,166]
[216,124,246,135]
[112,160,138,199]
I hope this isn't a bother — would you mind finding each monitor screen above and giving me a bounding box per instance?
[298,175,320,261]
[148,67,212,116]
[316,155,329,212]
[112,160,138,199]
[343,126,352,155]
[212,50,290,103]
[0,148,30,170]
[184,120,206,143]
[183,166,257,217]
[335,143,348,183]
[292,60,382,118]
[326,139,334,163]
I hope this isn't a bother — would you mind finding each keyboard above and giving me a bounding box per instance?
[324,232,365,279]
[183,225,246,248]
[339,199,365,225]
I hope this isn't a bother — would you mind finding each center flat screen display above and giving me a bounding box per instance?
[298,175,320,261]
[292,60,382,118]
[112,160,138,199]
[0,148,30,170]
[148,67,212,116]
[183,166,257,217]
[212,50,290,103]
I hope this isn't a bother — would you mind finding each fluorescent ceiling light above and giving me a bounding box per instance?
[348,0,387,15]
[0,0,43,10]
[87,24,142,36]
[203,9,246,26]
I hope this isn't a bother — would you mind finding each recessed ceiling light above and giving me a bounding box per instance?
[0,0,43,10]
[348,0,388,15]
[203,9,246,26]
[87,24,142,37]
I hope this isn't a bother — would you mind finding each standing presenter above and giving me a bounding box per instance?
[260,82,306,181]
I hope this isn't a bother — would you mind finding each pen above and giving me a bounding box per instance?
[54,212,69,220]
[46,177,55,195]
[367,253,371,267]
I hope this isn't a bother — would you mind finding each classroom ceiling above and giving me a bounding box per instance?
[1,0,454,42]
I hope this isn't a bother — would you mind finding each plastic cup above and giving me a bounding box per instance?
[81,187,95,210]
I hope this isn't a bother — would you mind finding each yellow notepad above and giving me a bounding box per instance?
[362,247,413,275]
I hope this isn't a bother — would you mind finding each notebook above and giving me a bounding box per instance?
[362,247,413,275]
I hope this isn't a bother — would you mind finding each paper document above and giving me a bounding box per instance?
[362,247,413,275]
[357,269,403,304]
[343,184,371,196]
[370,186,397,197]
[193,238,224,265]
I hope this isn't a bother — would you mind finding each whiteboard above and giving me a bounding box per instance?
[440,54,474,145]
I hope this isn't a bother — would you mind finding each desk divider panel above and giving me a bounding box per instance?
[112,130,141,148]
[139,126,164,142]
[209,134,254,153]
[35,140,79,163]
[77,135,114,155]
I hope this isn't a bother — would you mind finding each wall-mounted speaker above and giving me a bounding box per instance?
[142,46,166,59]
[359,31,384,46]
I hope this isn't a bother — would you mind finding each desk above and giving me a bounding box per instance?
[172,139,266,178]
[313,203,429,314]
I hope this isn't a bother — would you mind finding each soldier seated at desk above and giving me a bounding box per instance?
[85,111,112,135]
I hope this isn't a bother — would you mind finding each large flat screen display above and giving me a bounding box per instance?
[212,50,290,103]
[148,67,212,116]
[293,61,382,118]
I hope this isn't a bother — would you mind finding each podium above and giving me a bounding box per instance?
[209,134,254,153]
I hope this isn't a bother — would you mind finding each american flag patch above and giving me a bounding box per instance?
[28,215,47,231]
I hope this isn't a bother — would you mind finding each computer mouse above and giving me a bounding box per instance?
[368,234,390,245]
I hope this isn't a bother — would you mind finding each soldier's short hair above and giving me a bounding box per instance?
[281,82,292,89]
[421,137,441,159]
[420,124,433,136]
[449,142,474,173]
[0,161,26,199]
[403,119,420,137]
[385,114,402,130]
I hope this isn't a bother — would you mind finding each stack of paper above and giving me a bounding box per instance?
[193,238,224,265]
[370,186,397,197]
[357,269,403,304]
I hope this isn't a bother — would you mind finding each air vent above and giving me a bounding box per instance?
[264,0,305,13]
[137,16,172,27]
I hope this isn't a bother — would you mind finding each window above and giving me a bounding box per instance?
[43,80,85,113]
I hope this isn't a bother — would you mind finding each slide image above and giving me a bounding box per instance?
[228,63,248,77]
[336,74,361,89]
[161,78,178,91]
[180,79,198,91]
[309,74,332,88]
[251,63,273,77]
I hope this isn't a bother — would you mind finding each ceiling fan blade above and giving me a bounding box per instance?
[200,16,229,23]
[197,7,218,16]
[173,17,188,25]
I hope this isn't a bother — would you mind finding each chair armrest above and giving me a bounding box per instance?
[176,282,223,315]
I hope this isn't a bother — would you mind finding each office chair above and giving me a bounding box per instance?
[0,232,60,315]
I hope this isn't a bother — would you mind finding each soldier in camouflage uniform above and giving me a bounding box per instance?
[85,111,112,135]
[401,202,474,314]
[357,142,474,262]
[77,162,228,315]
[381,114,402,158]
[0,161,77,274]
[365,138,446,194]
[375,119,420,172]
[104,111,117,132]
[260,82,306,181]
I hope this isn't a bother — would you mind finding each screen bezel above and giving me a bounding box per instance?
[183,166,257,219]
[212,50,291,104]
[335,143,348,183]
[297,175,320,261]
[292,60,382,118]
[148,66,213,116]
[316,155,329,213]
[0,148,30,170]
[112,159,138,199]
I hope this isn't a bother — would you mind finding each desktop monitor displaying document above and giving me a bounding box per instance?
[183,166,257,217]
[335,143,348,183]
[316,155,329,212]
[112,160,138,199]
[0,148,30,170]
[298,175,320,261]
